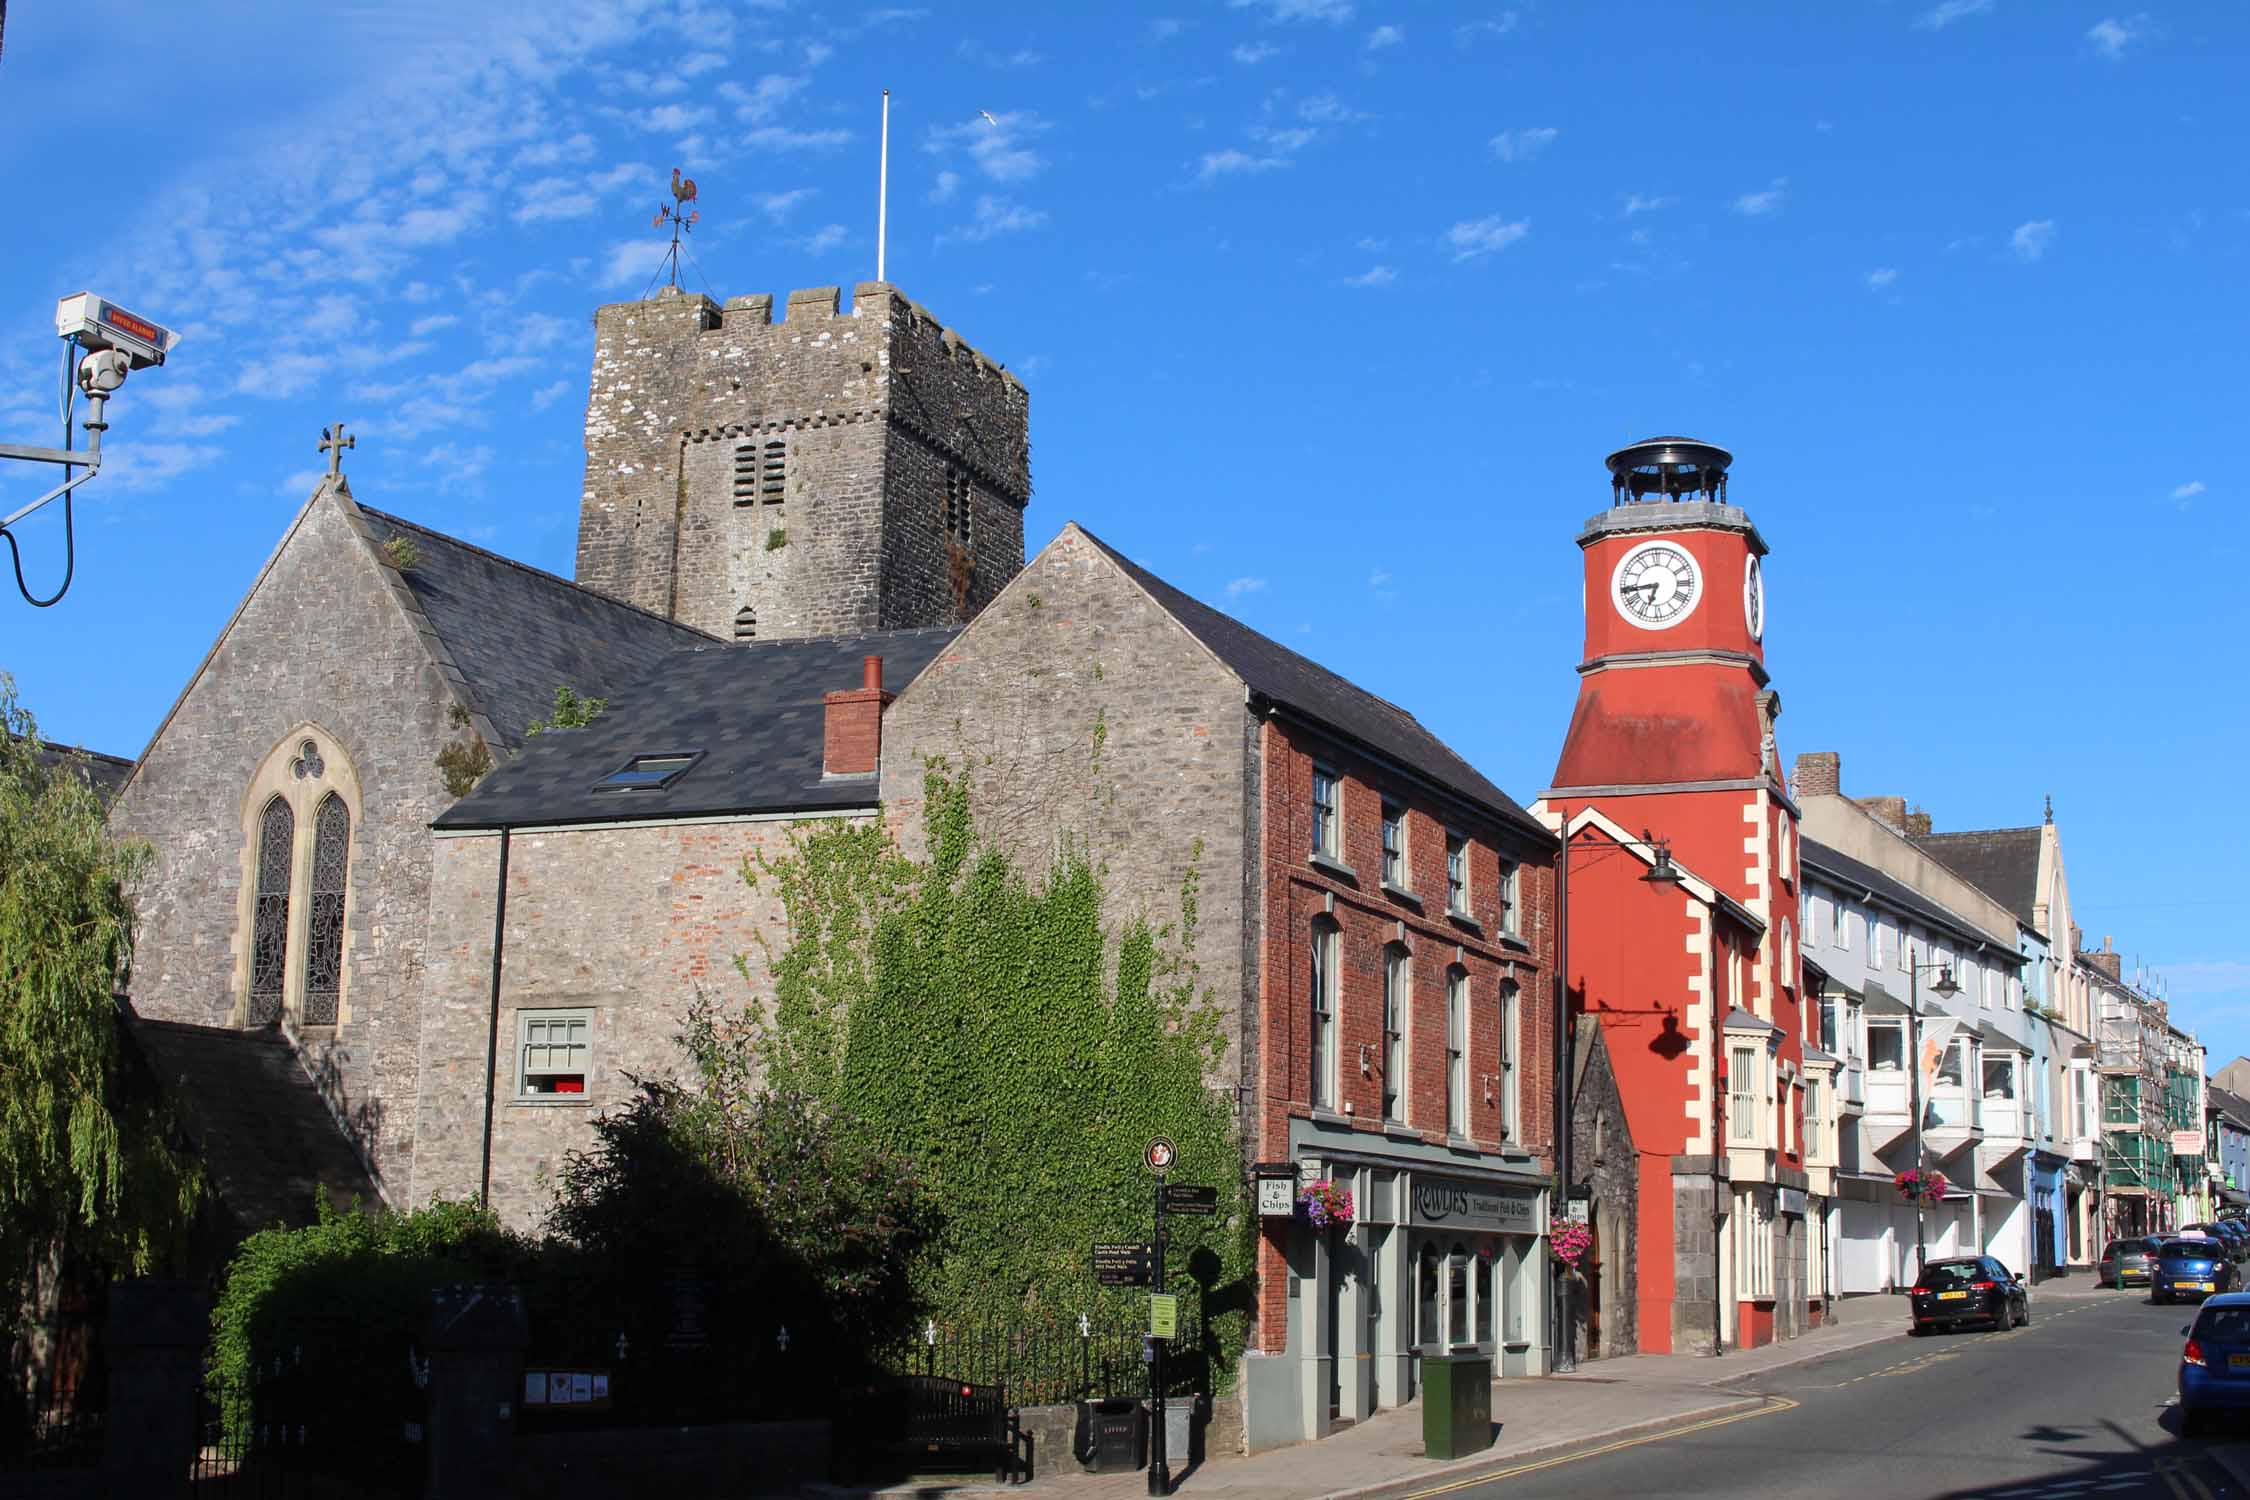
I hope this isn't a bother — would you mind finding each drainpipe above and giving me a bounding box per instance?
[478,829,513,1206]
[1553,811,1575,1373]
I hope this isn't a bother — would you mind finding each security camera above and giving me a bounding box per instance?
[78,349,130,396]
[54,293,180,370]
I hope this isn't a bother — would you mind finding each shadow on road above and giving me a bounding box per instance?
[1927,1412,2227,1498]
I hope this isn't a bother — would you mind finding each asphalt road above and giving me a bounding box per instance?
[1394,1291,2246,1500]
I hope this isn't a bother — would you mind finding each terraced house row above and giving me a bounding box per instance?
[70,277,2207,1456]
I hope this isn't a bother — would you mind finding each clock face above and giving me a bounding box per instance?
[1611,541,1702,630]
[1744,556,1766,642]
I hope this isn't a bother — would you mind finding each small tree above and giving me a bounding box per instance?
[525,686,606,736]
[0,674,200,1314]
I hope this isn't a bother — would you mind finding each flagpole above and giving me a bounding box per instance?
[877,89,890,283]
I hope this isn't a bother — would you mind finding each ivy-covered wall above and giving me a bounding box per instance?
[878,523,1255,1092]
[749,766,1254,1378]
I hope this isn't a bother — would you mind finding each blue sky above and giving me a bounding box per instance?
[4,2,2246,1058]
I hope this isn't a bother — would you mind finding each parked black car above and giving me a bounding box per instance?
[1910,1255,2031,1334]
[2200,1222,2250,1263]
[2101,1236,2167,1288]
[2155,1236,2239,1303]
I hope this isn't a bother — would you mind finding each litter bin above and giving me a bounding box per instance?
[1078,1397,1145,1473]
[1420,1353,1493,1460]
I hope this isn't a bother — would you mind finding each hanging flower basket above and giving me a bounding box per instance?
[1549,1219,1593,1271]
[1894,1167,1948,1204]
[1297,1179,1355,1232]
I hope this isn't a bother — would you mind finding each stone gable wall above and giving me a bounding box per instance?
[108,487,461,1194]
[877,526,1250,1073]
[410,815,835,1228]
[575,283,1026,640]
[1571,1028,1639,1358]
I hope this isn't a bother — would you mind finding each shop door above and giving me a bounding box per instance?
[1326,1255,1342,1419]
[1365,1227,1387,1408]
[1584,1213,1604,1358]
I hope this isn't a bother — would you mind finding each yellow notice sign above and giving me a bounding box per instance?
[1149,1293,1180,1340]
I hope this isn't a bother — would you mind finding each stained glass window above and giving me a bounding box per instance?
[304,793,349,1025]
[248,796,294,1027]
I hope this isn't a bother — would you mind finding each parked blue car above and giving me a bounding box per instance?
[2155,1237,2238,1303]
[2178,1293,2250,1433]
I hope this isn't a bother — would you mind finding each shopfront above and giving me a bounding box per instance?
[1256,1128,1550,1446]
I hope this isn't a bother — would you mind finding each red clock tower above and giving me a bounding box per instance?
[1538,438,1815,1356]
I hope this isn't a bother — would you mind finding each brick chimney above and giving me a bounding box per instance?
[1856,795,1908,833]
[1793,751,1840,799]
[2086,936,2123,981]
[822,655,893,777]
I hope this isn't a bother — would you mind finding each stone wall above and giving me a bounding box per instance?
[1571,1023,1639,1358]
[575,283,1027,640]
[878,524,1250,1069]
[110,483,461,1194]
[410,814,849,1227]
[1669,1163,1722,1355]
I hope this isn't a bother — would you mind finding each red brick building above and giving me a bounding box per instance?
[1535,439,1813,1355]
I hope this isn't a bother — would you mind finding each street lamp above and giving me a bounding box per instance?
[1551,818,1682,1372]
[1906,951,1962,1280]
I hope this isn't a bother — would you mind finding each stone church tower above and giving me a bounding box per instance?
[574,281,1030,640]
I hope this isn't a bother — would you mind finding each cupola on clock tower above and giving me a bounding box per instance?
[1538,437,1816,1359]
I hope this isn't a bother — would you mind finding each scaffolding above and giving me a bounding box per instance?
[2098,979,2174,1235]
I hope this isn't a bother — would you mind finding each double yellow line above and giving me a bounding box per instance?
[2155,1453,2217,1500]
[1395,1396,1800,1499]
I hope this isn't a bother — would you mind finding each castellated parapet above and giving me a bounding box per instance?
[575,281,1031,641]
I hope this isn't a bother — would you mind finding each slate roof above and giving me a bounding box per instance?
[1801,836,2017,961]
[1915,826,2045,937]
[357,506,719,750]
[435,627,961,830]
[1724,1007,1780,1033]
[126,1013,382,1236]
[1074,527,1553,848]
[1978,1021,2031,1055]
[22,736,134,806]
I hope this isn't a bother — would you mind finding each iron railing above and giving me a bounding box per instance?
[886,1316,1208,1408]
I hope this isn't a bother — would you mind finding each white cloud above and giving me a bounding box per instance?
[531,379,573,411]
[757,187,818,220]
[513,132,594,169]
[1229,0,1351,22]
[1733,178,1788,216]
[1864,267,1900,290]
[279,468,327,498]
[1231,41,1280,63]
[1196,148,1291,182]
[512,312,569,352]
[515,176,598,224]
[744,125,853,151]
[1298,93,1368,125]
[1367,569,1393,587]
[798,224,849,254]
[1252,125,1317,153]
[100,441,225,493]
[1621,193,1671,216]
[1917,0,1994,29]
[423,441,496,495]
[2086,14,2151,58]
[2172,480,2207,500]
[938,195,1048,245]
[597,239,671,289]
[1224,576,1269,598]
[720,74,808,123]
[235,353,330,400]
[926,110,1052,183]
[1342,265,1396,287]
[1443,215,1530,260]
[1365,24,1404,49]
[677,51,728,78]
[1455,14,1520,44]
[2151,960,2250,997]
[410,313,459,337]
[1491,126,1558,163]
[958,39,1043,67]
[929,170,960,204]
[2011,218,2056,261]
[636,103,712,133]
[1151,18,1185,41]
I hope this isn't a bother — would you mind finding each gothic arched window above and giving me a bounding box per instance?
[237,730,359,1030]
[248,796,295,1027]
[304,793,351,1024]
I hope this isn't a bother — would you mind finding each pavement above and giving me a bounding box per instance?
[812,1301,1919,1500]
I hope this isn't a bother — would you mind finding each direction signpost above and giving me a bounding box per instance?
[1144,1139,1176,1497]
[1099,1141,1220,1498]
[1094,1242,1155,1287]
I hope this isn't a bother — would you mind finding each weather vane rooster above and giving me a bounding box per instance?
[652,168,699,291]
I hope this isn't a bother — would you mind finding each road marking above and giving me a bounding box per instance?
[1394,1397,1800,1499]
[2155,1455,2218,1500]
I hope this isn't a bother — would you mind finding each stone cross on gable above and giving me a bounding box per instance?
[319,423,355,477]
